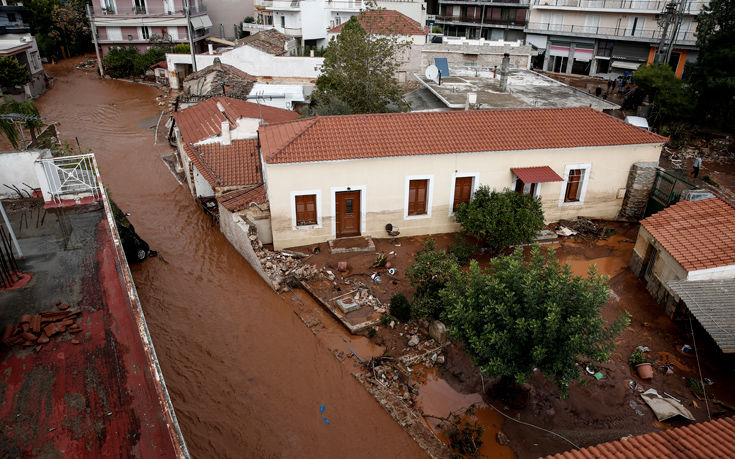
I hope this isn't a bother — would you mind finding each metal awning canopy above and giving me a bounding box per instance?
[611,60,642,70]
[668,279,735,353]
[511,166,563,183]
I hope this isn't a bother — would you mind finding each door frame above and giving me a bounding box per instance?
[330,185,366,238]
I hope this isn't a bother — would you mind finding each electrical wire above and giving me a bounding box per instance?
[688,314,712,421]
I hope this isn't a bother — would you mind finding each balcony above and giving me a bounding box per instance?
[325,0,363,10]
[531,0,705,14]
[255,0,301,9]
[94,3,206,16]
[435,15,528,28]
[525,21,697,43]
[439,0,529,5]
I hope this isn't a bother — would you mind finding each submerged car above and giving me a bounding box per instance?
[109,199,154,263]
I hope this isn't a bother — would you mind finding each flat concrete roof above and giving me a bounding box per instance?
[414,67,620,111]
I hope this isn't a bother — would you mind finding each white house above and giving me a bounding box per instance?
[257,107,667,249]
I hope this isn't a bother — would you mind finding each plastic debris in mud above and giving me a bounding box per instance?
[320,405,330,425]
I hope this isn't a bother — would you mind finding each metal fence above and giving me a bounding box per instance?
[39,154,101,204]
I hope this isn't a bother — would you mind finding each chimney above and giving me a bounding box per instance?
[208,43,214,54]
[500,53,510,92]
[465,92,477,110]
[221,121,231,146]
[213,57,223,70]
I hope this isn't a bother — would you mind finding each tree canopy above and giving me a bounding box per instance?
[0,97,43,149]
[633,63,695,122]
[454,187,544,254]
[24,0,91,60]
[0,56,30,88]
[440,246,629,394]
[312,13,409,114]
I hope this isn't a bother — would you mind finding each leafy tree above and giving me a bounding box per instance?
[102,47,139,78]
[685,0,735,128]
[633,63,694,123]
[173,43,190,54]
[405,238,458,320]
[0,96,44,149]
[312,12,409,113]
[440,246,629,395]
[454,186,544,255]
[0,56,30,88]
[303,95,353,116]
[48,0,90,58]
[134,46,166,75]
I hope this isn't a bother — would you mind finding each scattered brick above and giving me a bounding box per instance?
[30,315,41,333]
[19,314,31,324]
[37,333,50,344]
[21,332,37,342]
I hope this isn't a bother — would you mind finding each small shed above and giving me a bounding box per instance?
[668,279,735,353]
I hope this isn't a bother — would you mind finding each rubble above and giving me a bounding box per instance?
[557,218,606,239]
[2,306,83,349]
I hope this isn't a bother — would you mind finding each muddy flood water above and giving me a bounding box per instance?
[37,60,424,458]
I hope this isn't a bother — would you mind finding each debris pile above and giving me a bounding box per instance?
[662,136,735,164]
[2,304,83,351]
[75,59,97,70]
[557,218,605,239]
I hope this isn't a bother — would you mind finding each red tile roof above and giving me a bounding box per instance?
[641,197,735,272]
[182,139,262,189]
[512,166,563,183]
[259,107,667,165]
[217,184,267,212]
[544,416,735,458]
[328,9,427,35]
[174,96,299,144]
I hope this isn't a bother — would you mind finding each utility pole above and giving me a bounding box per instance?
[86,3,105,77]
[184,0,198,72]
[653,0,685,65]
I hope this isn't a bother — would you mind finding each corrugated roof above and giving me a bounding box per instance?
[217,184,267,212]
[544,416,735,458]
[641,198,735,272]
[328,9,427,35]
[182,139,261,189]
[174,96,299,144]
[259,107,667,165]
[668,279,735,353]
[512,166,563,183]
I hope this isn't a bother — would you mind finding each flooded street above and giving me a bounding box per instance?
[36,60,424,458]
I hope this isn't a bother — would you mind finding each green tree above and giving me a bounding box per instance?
[102,47,139,78]
[634,64,694,123]
[405,238,458,320]
[0,56,31,88]
[454,186,544,255]
[48,0,91,58]
[312,12,409,114]
[133,46,166,75]
[303,95,353,116]
[686,0,735,128]
[441,246,629,395]
[173,43,190,54]
[0,96,44,149]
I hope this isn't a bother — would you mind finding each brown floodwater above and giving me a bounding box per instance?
[36,59,424,458]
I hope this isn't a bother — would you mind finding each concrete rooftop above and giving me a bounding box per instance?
[414,68,619,111]
[0,200,186,457]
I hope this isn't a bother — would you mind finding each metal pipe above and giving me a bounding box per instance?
[0,200,22,259]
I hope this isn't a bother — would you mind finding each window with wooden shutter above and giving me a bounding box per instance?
[564,169,583,202]
[453,176,473,211]
[515,179,537,196]
[295,194,317,226]
[408,179,428,216]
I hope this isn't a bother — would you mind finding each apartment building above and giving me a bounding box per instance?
[90,0,212,55]
[433,0,529,42]
[524,0,704,77]
[252,0,426,48]
[0,1,50,97]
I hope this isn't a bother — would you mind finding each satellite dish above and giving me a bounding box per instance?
[425,64,439,82]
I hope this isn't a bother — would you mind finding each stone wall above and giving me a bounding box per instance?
[420,44,533,71]
[218,203,274,289]
[620,161,659,220]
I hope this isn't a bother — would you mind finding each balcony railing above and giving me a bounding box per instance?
[439,0,529,4]
[256,0,301,8]
[95,2,206,16]
[326,0,363,9]
[435,15,527,27]
[531,0,704,13]
[526,21,697,42]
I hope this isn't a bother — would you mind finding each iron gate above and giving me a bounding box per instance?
[39,154,101,203]
[645,168,696,217]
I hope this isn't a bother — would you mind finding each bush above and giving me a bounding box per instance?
[449,233,476,265]
[405,238,458,320]
[454,186,544,254]
[0,56,30,88]
[243,16,255,23]
[173,43,190,54]
[431,26,443,34]
[389,293,411,323]
[102,46,139,78]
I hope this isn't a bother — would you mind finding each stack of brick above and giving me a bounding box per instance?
[2,304,83,351]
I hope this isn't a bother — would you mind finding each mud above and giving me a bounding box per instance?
[36,58,424,458]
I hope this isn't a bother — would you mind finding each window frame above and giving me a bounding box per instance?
[558,163,591,207]
[290,190,322,230]
[449,172,479,217]
[404,175,434,220]
[140,26,150,40]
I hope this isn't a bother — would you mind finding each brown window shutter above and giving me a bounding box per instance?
[565,169,582,202]
[453,177,473,211]
[409,179,429,216]
[296,194,317,225]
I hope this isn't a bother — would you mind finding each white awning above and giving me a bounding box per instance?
[611,60,642,70]
[191,15,212,30]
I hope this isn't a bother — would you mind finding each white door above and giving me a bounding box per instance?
[551,13,564,31]
[107,26,122,41]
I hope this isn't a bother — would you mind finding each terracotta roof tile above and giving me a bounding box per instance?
[174,96,298,144]
[328,9,427,35]
[260,107,667,165]
[237,29,292,55]
[182,139,261,190]
[512,166,563,183]
[545,416,735,458]
[217,184,267,212]
[641,197,735,272]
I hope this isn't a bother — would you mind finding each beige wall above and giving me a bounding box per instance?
[633,225,688,284]
[266,143,662,249]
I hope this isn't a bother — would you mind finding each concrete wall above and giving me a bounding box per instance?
[207,0,254,40]
[166,46,324,88]
[265,142,662,249]
[218,203,275,289]
[0,150,47,198]
[421,43,533,70]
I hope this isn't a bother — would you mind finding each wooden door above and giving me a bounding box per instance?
[336,191,360,238]
[453,177,473,211]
